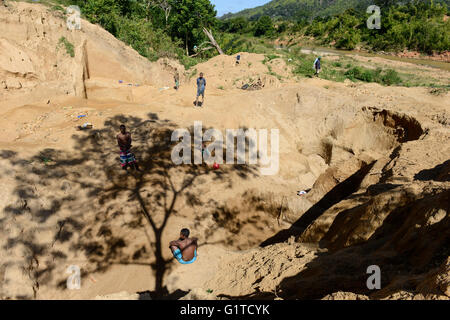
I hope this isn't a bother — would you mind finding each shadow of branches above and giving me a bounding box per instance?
[0,112,258,299]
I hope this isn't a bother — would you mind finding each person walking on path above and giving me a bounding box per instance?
[314,57,321,77]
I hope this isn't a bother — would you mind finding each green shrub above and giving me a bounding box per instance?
[254,16,275,37]
[345,66,402,86]
[344,66,363,81]
[180,56,201,70]
[58,37,75,58]
[301,1,449,54]
[381,69,402,86]
[51,5,64,12]
[292,54,316,77]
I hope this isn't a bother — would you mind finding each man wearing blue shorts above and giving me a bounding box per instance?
[195,72,206,107]
[169,228,198,264]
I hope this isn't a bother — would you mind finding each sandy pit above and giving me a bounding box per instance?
[0,2,449,300]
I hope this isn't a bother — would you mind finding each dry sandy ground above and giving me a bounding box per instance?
[0,2,449,300]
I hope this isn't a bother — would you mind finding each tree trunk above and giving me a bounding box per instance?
[185,34,189,56]
[189,47,214,57]
[202,28,224,55]
[164,7,170,25]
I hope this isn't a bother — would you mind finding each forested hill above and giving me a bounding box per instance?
[221,0,371,20]
[221,0,450,20]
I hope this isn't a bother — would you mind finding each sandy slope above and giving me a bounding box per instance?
[0,2,449,300]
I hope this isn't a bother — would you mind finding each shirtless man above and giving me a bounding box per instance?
[169,228,198,264]
[117,124,140,171]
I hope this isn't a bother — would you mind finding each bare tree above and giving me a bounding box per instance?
[147,0,172,25]
[203,28,224,55]
[190,28,224,57]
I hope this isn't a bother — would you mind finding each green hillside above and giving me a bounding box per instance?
[221,0,450,20]
[221,0,370,20]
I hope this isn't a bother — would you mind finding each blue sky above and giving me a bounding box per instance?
[211,0,272,17]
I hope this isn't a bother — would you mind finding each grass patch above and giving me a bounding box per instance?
[267,71,282,80]
[188,68,198,80]
[266,64,283,80]
[345,67,402,86]
[58,36,75,58]
[179,55,202,70]
[321,68,348,82]
[291,53,316,78]
[262,54,279,64]
[50,4,64,12]
[288,52,405,86]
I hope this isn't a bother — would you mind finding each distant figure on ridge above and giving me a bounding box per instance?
[117,124,140,172]
[236,54,241,65]
[169,228,198,264]
[195,72,206,107]
[314,56,321,77]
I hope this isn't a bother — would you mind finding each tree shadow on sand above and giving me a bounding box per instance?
[0,112,258,299]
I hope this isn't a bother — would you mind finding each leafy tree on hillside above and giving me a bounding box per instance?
[146,0,172,25]
[81,0,121,34]
[300,0,449,53]
[276,21,289,33]
[168,0,217,55]
[367,1,449,53]
[220,17,250,33]
[254,15,275,36]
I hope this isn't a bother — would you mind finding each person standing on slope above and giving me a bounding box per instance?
[195,72,206,107]
[117,124,140,173]
[314,56,321,77]
[174,68,180,91]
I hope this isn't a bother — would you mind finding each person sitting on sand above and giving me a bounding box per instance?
[169,228,198,265]
[195,72,206,107]
[117,124,140,172]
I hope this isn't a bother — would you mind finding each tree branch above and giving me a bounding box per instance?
[202,27,224,55]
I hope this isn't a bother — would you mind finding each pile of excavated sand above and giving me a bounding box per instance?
[0,2,449,300]
[0,2,185,107]
[187,52,293,90]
